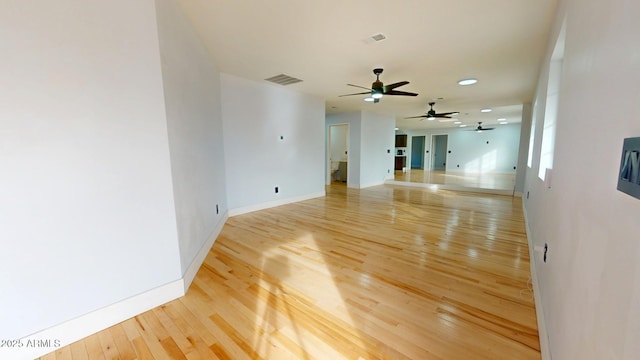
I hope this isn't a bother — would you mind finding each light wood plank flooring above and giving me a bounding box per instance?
[393,169,517,191]
[40,184,539,359]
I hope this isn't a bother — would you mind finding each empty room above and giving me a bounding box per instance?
[2,0,640,359]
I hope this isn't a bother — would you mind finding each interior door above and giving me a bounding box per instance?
[432,135,448,170]
[411,136,425,169]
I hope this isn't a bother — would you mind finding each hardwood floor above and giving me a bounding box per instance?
[40,184,539,359]
[393,169,517,191]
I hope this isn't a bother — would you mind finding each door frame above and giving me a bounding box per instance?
[430,133,449,171]
[326,123,350,185]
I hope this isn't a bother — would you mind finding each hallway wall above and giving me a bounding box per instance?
[524,0,640,358]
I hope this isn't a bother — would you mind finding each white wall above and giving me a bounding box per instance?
[446,124,520,173]
[221,74,325,213]
[399,123,521,175]
[0,0,181,340]
[155,0,228,275]
[360,112,395,188]
[524,0,640,358]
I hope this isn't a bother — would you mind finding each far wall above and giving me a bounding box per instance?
[398,123,522,174]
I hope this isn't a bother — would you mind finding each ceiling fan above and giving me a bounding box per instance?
[339,68,418,103]
[405,102,459,120]
[469,122,495,131]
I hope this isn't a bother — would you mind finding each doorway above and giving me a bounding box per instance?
[327,124,349,184]
[431,134,448,171]
[411,136,425,169]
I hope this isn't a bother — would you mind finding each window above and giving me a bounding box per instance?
[538,21,566,180]
[527,100,538,168]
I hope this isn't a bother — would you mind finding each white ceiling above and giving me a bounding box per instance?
[175,0,558,130]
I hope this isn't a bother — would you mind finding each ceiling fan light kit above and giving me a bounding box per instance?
[458,78,478,86]
[339,68,418,103]
[405,102,458,121]
[469,122,495,132]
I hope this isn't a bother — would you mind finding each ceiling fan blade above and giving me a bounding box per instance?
[385,90,419,96]
[435,112,457,116]
[338,91,371,97]
[383,81,409,91]
[434,114,452,118]
[346,83,372,91]
[404,115,428,119]
[483,127,495,130]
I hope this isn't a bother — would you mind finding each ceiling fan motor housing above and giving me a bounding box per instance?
[371,80,384,95]
[371,68,384,96]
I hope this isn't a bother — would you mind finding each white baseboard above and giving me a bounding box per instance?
[5,214,234,359]
[357,180,385,189]
[522,204,551,360]
[3,280,184,360]
[181,211,229,293]
[228,191,325,216]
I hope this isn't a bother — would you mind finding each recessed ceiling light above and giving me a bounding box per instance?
[460,124,468,128]
[395,127,399,130]
[481,108,492,113]
[458,78,478,86]
[454,121,462,124]
[499,121,509,125]
[497,118,506,121]
[364,97,375,102]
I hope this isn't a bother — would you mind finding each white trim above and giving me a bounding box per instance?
[522,203,551,360]
[181,212,229,292]
[4,280,184,360]
[228,192,325,217]
[358,180,385,189]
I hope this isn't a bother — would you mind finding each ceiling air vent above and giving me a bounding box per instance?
[363,33,387,44]
[264,74,302,86]
[371,33,386,42]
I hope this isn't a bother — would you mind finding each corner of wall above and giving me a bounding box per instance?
[181,211,229,292]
